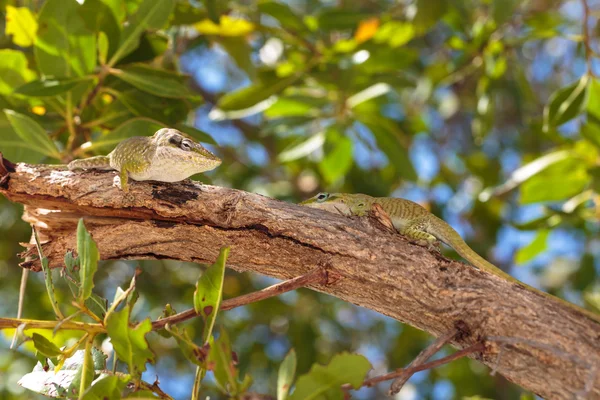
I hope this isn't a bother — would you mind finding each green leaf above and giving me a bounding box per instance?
[581,121,600,149]
[164,325,209,366]
[112,89,189,126]
[258,1,305,31]
[373,21,414,48]
[217,74,301,111]
[118,32,169,65]
[14,77,92,97]
[77,219,99,304]
[218,36,256,79]
[543,76,589,132]
[515,230,549,265]
[277,349,296,400]
[360,117,417,181]
[174,123,216,145]
[0,115,46,163]
[63,252,108,320]
[412,0,448,34]
[207,329,246,395]
[5,5,38,47]
[586,77,600,121]
[289,353,371,400]
[34,0,96,77]
[316,9,371,30]
[171,1,207,25]
[98,32,109,65]
[319,132,353,184]
[0,49,37,95]
[81,375,130,400]
[194,247,229,343]
[111,64,194,98]
[31,333,63,358]
[278,132,325,163]
[4,110,60,159]
[71,340,95,397]
[105,306,154,376]
[85,118,163,153]
[108,0,175,66]
[79,0,121,60]
[520,158,590,204]
[18,349,107,398]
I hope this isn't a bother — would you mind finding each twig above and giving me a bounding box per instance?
[582,0,595,76]
[388,329,457,395]
[342,343,485,391]
[0,317,104,333]
[151,268,328,330]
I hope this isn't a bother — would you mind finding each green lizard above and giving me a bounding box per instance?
[68,128,221,192]
[301,192,600,323]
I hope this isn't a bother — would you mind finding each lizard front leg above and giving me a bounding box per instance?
[119,167,130,192]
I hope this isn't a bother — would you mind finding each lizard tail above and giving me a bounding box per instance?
[68,156,112,171]
[428,215,515,282]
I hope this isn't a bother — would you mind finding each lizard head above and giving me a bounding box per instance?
[152,128,222,172]
[300,192,373,216]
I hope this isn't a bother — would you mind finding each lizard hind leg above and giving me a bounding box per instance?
[400,224,441,252]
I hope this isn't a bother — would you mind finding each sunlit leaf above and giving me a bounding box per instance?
[77,219,99,304]
[194,15,254,36]
[4,110,60,159]
[373,21,414,47]
[19,349,107,398]
[0,49,37,95]
[194,247,229,343]
[5,6,38,47]
[289,353,371,400]
[277,349,296,400]
[278,132,325,163]
[520,158,590,204]
[515,230,549,265]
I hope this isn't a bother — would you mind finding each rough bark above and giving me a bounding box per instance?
[1,161,599,400]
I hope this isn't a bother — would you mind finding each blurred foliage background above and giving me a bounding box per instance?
[1,0,600,398]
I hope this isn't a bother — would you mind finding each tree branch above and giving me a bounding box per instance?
[1,160,600,399]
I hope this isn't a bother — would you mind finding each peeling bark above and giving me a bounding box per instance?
[1,161,599,399]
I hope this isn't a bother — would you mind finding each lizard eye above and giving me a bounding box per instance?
[357,203,365,208]
[180,140,193,151]
[316,193,329,202]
